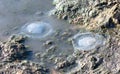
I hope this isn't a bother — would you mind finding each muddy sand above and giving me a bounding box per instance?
[0,0,120,74]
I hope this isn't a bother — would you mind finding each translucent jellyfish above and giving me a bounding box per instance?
[72,32,106,51]
[20,21,53,38]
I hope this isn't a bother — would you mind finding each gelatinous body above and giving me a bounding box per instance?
[72,32,106,51]
[21,21,53,38]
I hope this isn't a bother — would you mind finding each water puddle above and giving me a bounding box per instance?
[0,0,79,68]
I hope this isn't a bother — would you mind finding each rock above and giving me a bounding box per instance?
[41,0,120,74]
[16,70,23,74]
[0,60,49,74]
[90,56,103,70]
[53,0,61,5]
[43,40,53,46]
[87,4,118,30]
[55,55,76,72]
[55,60,75,70]
[50,69,61,74]
[0,35,27,62]
[52,0,120,30]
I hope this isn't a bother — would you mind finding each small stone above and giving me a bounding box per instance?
[53,0,61,5]
[35,53,41,58]
[46,46,56,53]
[16,70,23,74]
[62,14,68,20]
[49,55,56,60]
[118,42,120,46]
[43,40,53,46]
[35,11,44,16]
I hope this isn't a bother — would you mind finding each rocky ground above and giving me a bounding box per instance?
[0,35,49,74]
[50,0,120,74]
[0,0,120,74]
[52,0,120,30]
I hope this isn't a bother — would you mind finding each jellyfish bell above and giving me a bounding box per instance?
[26,22,45,34]
[20,21,53,38]
[72,32,106,51]
[78,37,96,47]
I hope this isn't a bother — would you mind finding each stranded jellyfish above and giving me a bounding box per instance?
[72,32,106,51]
[21,21,53,38]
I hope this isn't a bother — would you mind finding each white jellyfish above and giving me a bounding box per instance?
[72,32,106,51]
[20,21,53,38]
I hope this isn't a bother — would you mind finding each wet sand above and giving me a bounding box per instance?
[0,0,119,74]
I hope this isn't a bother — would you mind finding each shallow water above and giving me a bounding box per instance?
[0,0,54,41]
[0,0,77,67]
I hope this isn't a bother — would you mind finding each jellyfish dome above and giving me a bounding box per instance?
[21,21,53,38]
[72,32,106,51]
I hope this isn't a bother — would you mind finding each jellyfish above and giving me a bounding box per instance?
[20,21,53,38]
[72,32,106,51]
